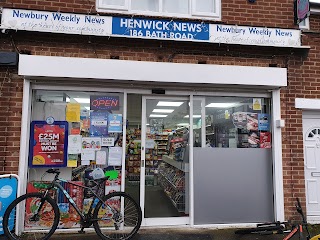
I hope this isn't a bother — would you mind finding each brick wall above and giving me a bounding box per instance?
[0,67,23,175]
[0,0,312,221]
[2,0,297,28]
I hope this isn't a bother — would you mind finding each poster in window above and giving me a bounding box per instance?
[258,113,270,131]
[89,111,108,136]
[247,113,258,131]
[248,131,260,148]
[29,121,68,168]
[108,114,122,133]
[66,103,80,122]
[260,132,271,148]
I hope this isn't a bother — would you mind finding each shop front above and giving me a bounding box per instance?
[13,54,286,233]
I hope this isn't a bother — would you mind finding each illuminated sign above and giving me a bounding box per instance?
[90,96,120,111]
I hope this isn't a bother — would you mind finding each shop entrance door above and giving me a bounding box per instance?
[141,96,190,226]
[303,115,320,222]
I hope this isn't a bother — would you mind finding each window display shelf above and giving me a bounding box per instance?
[162,188,185,213]
[158,171,184,191]
[162,155,189,172]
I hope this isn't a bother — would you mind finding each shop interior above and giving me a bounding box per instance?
[27,90,271,229]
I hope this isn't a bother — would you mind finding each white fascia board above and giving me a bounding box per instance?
[18,55,287,87]
[295,98,320,109]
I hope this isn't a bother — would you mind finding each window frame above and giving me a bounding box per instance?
[96,0,221,21]
[191,0,220,18]
[299,17,310,30]
[98,0,129,11]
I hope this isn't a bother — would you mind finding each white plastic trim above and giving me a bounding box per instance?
[18,55,287,87]
[295,98,320,109]
[272,89,285,222]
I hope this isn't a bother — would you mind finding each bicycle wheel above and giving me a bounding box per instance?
[3,192,60,240]
[235,225,283,234]
[93,192,142,240]
[311,234,320,240]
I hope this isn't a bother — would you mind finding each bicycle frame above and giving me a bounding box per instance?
[283,224,305,240]
[43,177,113,223]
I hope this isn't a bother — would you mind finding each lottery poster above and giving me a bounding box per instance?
[29,121,68,168]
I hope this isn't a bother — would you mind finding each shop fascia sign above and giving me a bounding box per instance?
[0,8,301,48]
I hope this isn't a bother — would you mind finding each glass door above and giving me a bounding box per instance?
[141,96,190,226]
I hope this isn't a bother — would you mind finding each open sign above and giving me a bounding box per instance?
[90,96,120,111]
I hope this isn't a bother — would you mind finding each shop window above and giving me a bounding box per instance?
[27,90,124,230]
[96,0,221,20]
[203,97,272,149]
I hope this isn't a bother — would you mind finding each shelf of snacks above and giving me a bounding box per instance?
[126,128,141,185]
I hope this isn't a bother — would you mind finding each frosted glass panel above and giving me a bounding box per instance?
[102,0,126,7]
[131,0,159,12]
[195,0,215,13]
[163,0,189,14]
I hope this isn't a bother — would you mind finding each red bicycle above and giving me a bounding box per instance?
[236,198,320,240]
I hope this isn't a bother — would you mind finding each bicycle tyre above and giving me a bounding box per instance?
[311,234,320,240]
[235,225,283,234]
[93,192,142,240]
[3,192,60,240]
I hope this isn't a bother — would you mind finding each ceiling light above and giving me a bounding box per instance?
[74,98,90,103]
[205,103,235,108]
[152,109,174,113]
[157,101,184,107]
[149,114,168,118]
[184,115,201,118]
[177,123,189,126]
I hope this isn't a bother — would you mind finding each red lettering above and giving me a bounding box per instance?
[99,100,105,107]
[91,98,119,109]
[111,100,118,106]
[92,99,98,107]
[105,100,111,106]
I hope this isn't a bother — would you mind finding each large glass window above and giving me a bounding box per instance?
[97,0,221,20]
[204,96,272,149]
[27,90,124,230]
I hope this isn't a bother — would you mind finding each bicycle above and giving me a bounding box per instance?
[2,168,142,240]
[235,198,320,240]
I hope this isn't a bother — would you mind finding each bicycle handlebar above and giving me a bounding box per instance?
[295,198,304,216]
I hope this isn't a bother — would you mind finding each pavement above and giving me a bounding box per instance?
[44,226,320,240]
[2,225,320,239]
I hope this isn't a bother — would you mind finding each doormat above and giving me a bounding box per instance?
[133,233,213,240]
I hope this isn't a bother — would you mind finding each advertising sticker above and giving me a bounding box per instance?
[29,121,68,168]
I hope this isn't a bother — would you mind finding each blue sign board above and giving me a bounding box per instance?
[108,114,122,133]
[258,114,270,131]
[0,176,18,235]
[112,17,210,41]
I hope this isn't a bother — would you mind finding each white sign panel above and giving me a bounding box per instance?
[209,24,301,47]
[0,8,302,48]
[0,8,112,36]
